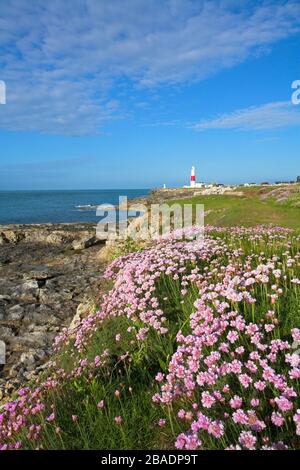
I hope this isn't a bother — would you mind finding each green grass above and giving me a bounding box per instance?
[167,186,300,229]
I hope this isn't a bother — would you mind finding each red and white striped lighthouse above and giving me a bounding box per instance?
[190,166,196,187]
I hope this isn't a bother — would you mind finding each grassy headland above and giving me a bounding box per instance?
[167,184,300,229]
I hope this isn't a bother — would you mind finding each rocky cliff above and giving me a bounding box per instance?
[0,223,106,400]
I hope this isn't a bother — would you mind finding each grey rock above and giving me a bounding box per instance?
[25,265,59,281]
[0,326,15,339]
[20,352,36,369]
[72,236,101,251]
[8,305,24,321]
[34,349,47,362]
[38,288,73,305]
[12,332,48,348]
[8,364,19,378]
[0,294,11,301]
[22,280,39,290]
[0,230,24,244]
[0,235,6,246]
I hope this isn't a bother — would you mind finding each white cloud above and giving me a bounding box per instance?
[0,0,299,134]
[191,101,300,131]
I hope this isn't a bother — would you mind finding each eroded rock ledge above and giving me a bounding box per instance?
[0,223,106,400]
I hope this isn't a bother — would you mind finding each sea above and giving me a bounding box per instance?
[0,189,150,225]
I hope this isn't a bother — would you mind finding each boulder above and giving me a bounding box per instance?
[0,234,7,245]
[0,230,24,244]
[72,236,102,251]
[8,305,24,321]
[25,265,58,281]
[69,301,93,330]
[0,326,15,340]
[20,352,36,370]
[0,294,11,302]
[12,331,48,349]
[22,280,39,290]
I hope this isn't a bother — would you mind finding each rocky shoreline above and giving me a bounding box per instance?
[0,189,210,401]
[0,223,106,400]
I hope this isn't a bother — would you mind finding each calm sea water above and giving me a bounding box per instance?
[0,189,150,225]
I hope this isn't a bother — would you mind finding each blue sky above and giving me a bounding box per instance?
[0,0,299,189]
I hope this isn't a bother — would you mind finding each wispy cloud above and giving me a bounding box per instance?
[0,0,300,135]
[191,101,300,131]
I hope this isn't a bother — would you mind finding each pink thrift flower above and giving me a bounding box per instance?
[196,412,210,431]
[265,324,275,333]
[291,329,300,342]
[227,330,239,344]
[230,395,243,410]
[155,372,164,382]
[175,433,186,450]
[275,396,293,413]
[254,380,266,391]
[235,346,245,355]
[293,410,300,429]
[208,420,224,439]
[201,391,216,409]
[238,374,252,388]
[271,412,284,427]
[47,413,55,422]
[239,431,257,450]
[232,409,248,425]
[250,399,260,408]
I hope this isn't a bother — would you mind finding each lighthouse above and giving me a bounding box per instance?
[183,165,205,189]
[190,166,196,187]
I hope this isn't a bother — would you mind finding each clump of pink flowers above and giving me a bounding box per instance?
[0,225,299,450]
[152,228,300,449]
